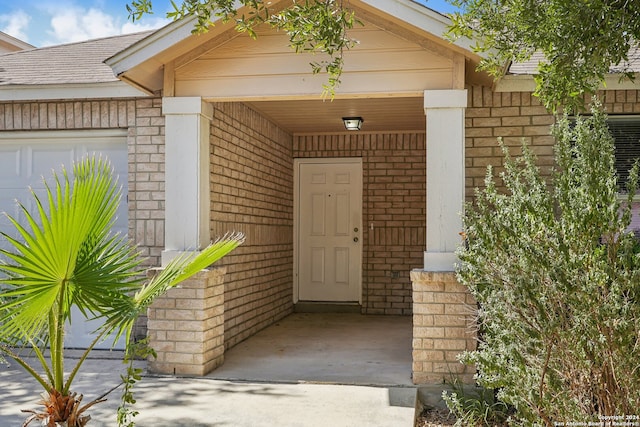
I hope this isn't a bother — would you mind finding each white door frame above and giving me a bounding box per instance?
[293,157,363,304]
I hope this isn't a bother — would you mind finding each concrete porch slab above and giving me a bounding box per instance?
[209,312,414,387]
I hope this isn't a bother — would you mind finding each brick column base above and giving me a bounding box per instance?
[411,270,476,384]
[147,267,226,375]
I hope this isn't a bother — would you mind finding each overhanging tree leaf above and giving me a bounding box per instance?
[448,0,640,111]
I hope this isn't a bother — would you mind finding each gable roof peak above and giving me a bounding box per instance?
[0,31,35,54]
[4,30,154,57]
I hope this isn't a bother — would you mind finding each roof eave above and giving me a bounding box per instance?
[0,81,149,101]
[494,72,640,93]
[0,32,35,51]
[105,15,199,77]
[362,0,478,57]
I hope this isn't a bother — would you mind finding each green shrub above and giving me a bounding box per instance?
[452,101,640,425]
[442,379,512,426]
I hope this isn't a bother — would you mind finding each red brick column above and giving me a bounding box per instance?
[411,270,477,384]
[147,267,226,375]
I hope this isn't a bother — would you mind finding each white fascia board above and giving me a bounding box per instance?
[495,73,640,93]
[0,81,148,101]
[0,32,34,50]
[106,0,245,75]
[106,16,198,76]
[0,129,128,141]
[494,75,537,92]
[362,0,477,54]
[601,73,640,90]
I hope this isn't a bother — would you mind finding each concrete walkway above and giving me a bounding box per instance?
[0,313,419,426]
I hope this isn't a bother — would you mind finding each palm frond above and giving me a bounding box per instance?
[102,232,245,346]
[0,154,244,422]
[0,157,140,344]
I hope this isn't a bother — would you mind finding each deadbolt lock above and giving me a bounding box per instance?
[354,227,358,232]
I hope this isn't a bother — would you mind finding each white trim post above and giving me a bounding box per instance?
[161,97,212,265]
[423,89,467,271]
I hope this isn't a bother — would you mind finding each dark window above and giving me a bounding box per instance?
[607,117,640,237]
[608,117,640,188]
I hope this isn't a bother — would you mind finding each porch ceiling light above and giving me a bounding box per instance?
[342,117,363,131]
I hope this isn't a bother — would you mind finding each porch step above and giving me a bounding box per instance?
[294,302,362,313]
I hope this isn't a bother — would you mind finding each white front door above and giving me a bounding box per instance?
[296,159,362,302]
[0,130,128,349]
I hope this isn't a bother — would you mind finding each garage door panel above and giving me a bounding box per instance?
[0,147,23,185]
[0,130,128,350]
[86,142,127,166]
[84,144,128,237]
[0,191,25,232]
[30,147,77,183]
[0,189,43,236]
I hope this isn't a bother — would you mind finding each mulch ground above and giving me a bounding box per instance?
[415,406,457,427]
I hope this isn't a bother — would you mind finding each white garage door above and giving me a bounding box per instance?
[0,129,128,349]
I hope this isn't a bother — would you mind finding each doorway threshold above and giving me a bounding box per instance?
[294,302,361,313]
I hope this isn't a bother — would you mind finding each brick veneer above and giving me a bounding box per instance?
[411,271,476,384]
[128,98,166,267]
[294,132,425,315]
[465,86,556,199]
[147,268,226,375]
[209,102,294,349]
[0,100,136,130]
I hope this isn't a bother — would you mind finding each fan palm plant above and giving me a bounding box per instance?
[0,156,243,426]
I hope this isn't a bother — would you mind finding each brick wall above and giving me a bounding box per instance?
[0,100,135,130]
[465,86,556,199]
[293,132,425,315]
[209,102,294,349]
[465,87,640,198]
[148,268,226,375]
[128,98,165,267]
[0,98,165,267]
[411,271,476,384]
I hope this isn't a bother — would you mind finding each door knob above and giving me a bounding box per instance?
[353,237,359,242]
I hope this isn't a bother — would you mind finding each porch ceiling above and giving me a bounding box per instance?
[244,96,425,134]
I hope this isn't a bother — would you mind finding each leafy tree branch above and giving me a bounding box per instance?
[448,0,640,111]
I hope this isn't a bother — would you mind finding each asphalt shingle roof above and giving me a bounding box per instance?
[509,47,640,75]
[0,31,153,86]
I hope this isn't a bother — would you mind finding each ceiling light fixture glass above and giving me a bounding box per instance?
[342,117,364,131]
